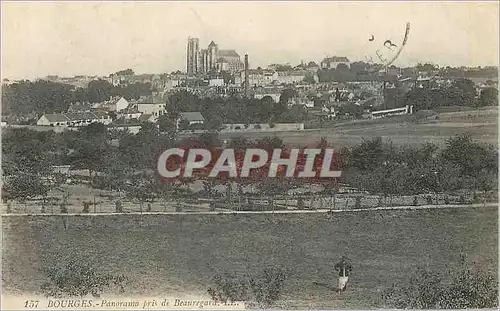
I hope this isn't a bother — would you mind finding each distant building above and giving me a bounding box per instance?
[240,69,278,87]
[177,112,205,128]
[254,89,281,103]
[97,96,130,112]
[187,37,200,76]
[117,106,142,120]
[199,40,243,74]
[209,78,225,87]
[36,112,112,127]
[275,71,307,85]
[321,56,351,69]
[132,95,166,117]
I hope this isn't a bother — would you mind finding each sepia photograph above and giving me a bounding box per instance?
[1,1,498,310]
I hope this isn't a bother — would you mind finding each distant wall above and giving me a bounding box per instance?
[222,123,304,132]
[5,125,77,133]
[110,125,141,134]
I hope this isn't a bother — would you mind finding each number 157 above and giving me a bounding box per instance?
[24,300,39,308]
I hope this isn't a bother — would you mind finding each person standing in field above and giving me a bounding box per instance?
[335,256,352,292]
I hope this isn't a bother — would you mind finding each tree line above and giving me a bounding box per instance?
[2,79,152,116]
[2,120,497,209]
[162,90,308,129]
[404,78,497,110]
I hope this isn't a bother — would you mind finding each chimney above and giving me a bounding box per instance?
[244,54,250,98]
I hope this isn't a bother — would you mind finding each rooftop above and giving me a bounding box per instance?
[179,112,205,122]
[322,56,350,63]
[218,49,240,58]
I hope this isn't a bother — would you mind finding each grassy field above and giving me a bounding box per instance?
[2,206,497,308]
[216,108,498,147]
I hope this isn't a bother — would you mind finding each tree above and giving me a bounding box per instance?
[2,80,74,115]
[115,68,134,76]
[157,115,177,137]
[125,172,159,213]
[279,89,299,105]
[477,87,498,107]
[178,120,190,131]
[336,63,350,71]
[4,173,49,206]
[67,123,111,178]
[86,79,115,103]
[2,128,54,175]
[205,116,224,131]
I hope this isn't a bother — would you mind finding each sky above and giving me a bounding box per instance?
[1,1,499,80]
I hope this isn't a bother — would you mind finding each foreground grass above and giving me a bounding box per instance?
[2,206,497,308]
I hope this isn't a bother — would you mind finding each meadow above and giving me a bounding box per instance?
[2,206,497,308]
[217,107,498,147]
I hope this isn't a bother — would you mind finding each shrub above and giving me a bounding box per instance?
[41,258,126,298]
[207,272,250,303]
[355,197,362,209]
[269,123,276,128]
[426,196,433,205]
[254,124,262,129]
[115,201,123,212]
[382,257,498,309]
[207,267,287,308]
[82,202,90,213]
[297,198,305,209]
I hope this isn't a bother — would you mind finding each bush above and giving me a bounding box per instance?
[207,267,287,308]
[355,197,362,209]
[297,198,305,210]
[115,201,123,212]
[382,257,498,309]
[41,258,126,298]
[254,124,262,129]
[269,123,276,128]
[82,202,90,213]
[426,196,433,205]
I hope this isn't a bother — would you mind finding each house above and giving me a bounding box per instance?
[98,96,129,112]
[240,69,278,87]
[177,112,205,128]
[118,106,143,120]
[132,95,166,117]
[37,114,71,126]
[36,112,111,127]
[51,165,71,175]
[209,78,225,87]
[321,105,336,120]
[254,88,282,103]
[275,71,307,85]
[321,56,351,69]
[90,111,113,125]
